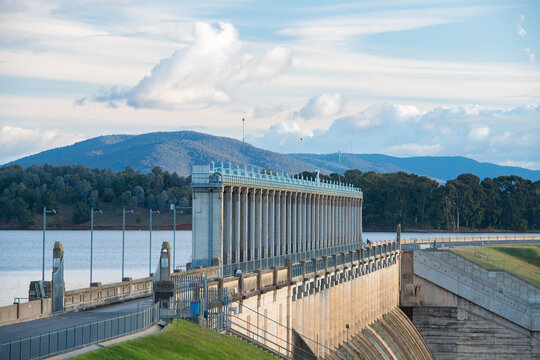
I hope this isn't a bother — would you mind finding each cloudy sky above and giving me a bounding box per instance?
[0,0,539,169]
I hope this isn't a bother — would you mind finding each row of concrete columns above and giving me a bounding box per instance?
[222,186,363,266]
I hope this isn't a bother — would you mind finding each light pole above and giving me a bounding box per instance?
[122,208,134,280]
[242,117,245,160]
[149,209,160,276]
[345,323,349,341]
[42,207,56,283]
[90,207,102,285]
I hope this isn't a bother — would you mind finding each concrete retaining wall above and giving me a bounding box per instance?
[64,277,152,312]
[413,250,539,330]
[0,299,52,326]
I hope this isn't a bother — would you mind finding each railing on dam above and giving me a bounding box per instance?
[0,302,159,360]
[401,234,539,248]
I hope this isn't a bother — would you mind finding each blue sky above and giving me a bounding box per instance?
[0,0,539,169]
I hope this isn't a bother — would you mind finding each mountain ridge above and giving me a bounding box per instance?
[5,130,540,181]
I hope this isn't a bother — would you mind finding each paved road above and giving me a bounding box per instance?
[0,297,152,345]
[401,238,540,251]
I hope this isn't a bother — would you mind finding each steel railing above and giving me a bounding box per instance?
[0,302,159,360]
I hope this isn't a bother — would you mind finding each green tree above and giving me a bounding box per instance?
[72,201,90,224]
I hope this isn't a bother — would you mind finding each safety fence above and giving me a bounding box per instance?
[161,276,230,333]
[0,302,159,360]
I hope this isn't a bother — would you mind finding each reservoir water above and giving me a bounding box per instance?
[0,230,538,306]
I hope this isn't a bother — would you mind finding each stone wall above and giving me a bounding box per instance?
[64,277,152,312]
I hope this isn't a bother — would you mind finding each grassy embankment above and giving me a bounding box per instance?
[451,244,540,286]
[72,320,277,360]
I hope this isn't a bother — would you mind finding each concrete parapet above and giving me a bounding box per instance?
[170,265,221,280]
[64,277,152,312]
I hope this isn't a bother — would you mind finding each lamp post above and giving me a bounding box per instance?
[42,207,56,282]
[345,323,349,341]
[122,208,134,280]
[90,207,102,285]
[149,209,160,276]
[242,117,245,160]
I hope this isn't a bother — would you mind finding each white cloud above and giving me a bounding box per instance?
[469,126,490,140]
[386,143,441,156]
[0,126,84,164]
[530,53,535,63]
[296,94,345,120]
[518,14,527,36]
[279,6,488,42]
[253,103,540,170]
[94,22,292,109]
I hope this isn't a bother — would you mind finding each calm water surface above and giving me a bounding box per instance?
[0,230,537,306]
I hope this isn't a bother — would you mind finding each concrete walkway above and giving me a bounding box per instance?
[0,298,152,345]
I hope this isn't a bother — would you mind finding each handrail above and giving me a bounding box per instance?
[402,235,539,245]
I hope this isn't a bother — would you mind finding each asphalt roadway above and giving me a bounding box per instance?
[0,297,152,345]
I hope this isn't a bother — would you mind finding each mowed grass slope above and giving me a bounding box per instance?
[72,320,277,360]
[451,244,540,286]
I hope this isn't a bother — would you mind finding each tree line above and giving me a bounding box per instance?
[0,164,191,227]
[0,164,538,231]
[302,170,539,231]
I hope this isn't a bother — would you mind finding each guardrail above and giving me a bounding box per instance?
[401,235,539,245]
[0,302,159,360]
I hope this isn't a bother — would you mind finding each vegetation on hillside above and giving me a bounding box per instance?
[72,320,277,360]
[451,244,540,286]
[0,164,538,231]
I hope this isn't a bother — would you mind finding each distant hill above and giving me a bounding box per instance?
[288,153,540,182]
[5,131,320,175]
[5,131,540,181]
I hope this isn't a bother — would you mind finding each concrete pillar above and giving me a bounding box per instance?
[360,198,363,243]
[306,194,313,253]
[242,188,248,262]
[52,241,64,313]
[158,241,171,281]
[292,192,297,255]
[281,191,287,257]
[262,190,269,260]
[224,186,232,265]
[275,190,281,258]
[234,187,241,264]
[314,194,319,252]
[256,189,262,261]
[298,193,303,254]
[287,191,292,255]
[269,190,275,260]
[311,193,315,254]
[249,187,255,262]
[302,193,307,258]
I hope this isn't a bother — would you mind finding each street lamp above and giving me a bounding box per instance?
[42,207,56,283]
[122,208,134,280]
[345,323,350,341]
[170,204,191,271]
[149,209,160,276]
[90,207,102,285]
